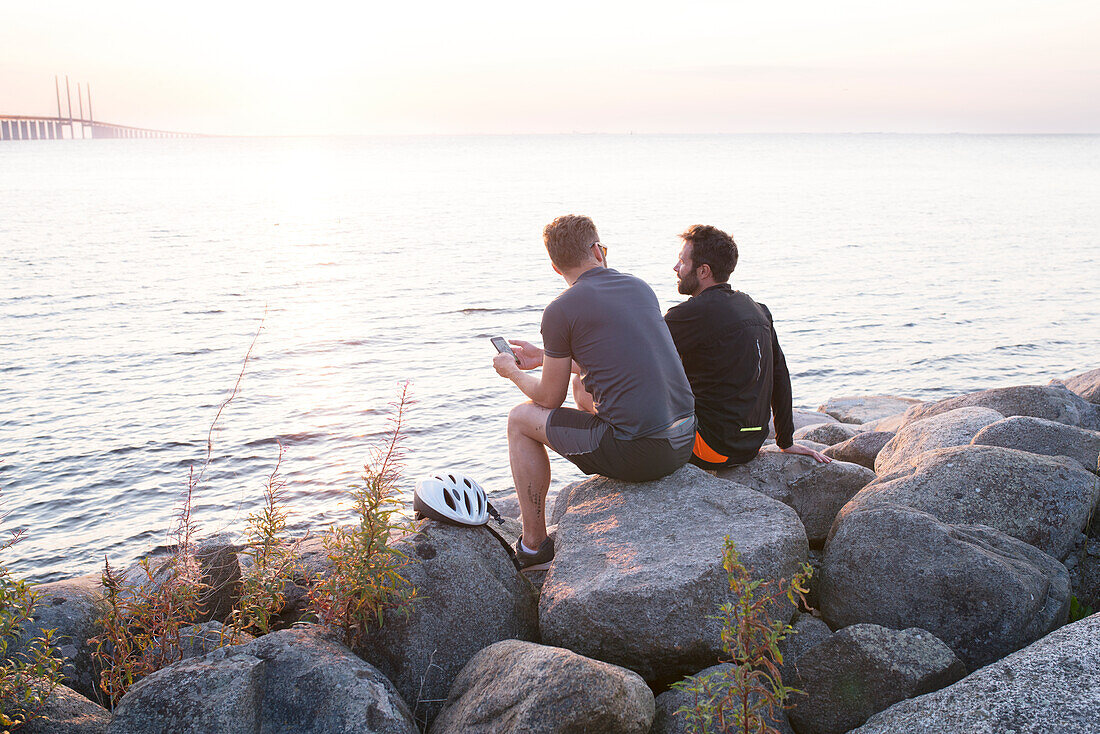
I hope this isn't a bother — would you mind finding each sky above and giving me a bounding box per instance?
[2,0,1098,135]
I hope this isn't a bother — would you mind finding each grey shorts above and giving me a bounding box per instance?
[545,408,692,482]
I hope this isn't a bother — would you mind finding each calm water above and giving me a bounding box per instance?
[2,134,1098,582]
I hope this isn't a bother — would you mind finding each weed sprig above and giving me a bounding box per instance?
[674,536,812,734]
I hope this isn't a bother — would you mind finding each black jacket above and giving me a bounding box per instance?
[664,284,795,462]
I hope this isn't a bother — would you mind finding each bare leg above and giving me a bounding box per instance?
[572,374,597,414]
[507,402,555,548]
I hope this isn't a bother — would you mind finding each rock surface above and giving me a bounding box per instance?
[822,431,894,470]
[106,625,418,734]
[898,383,1099,430]
[15,683,111,734]
[852,612,1100,734]
[431,640,654,734]
[874,406,1004,475]
[17,574,108,703]
[819,504,1070,670]
[971,415,1100,474]
[786,624,966,734]
[652,663,794,734]
[819,395,922,425]
[718,450,875,544]
[769,408,840,439]
[1061,367,1100,404]
[541,464,808,685]
[355,522,539,729]
[120,540,243,625]
[779,614,834,682]
[793,421,861,446]
[851,445,1099,560]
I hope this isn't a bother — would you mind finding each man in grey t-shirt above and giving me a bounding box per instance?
[493,215,695,571]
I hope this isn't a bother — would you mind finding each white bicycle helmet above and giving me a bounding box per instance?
[414,471,489,526]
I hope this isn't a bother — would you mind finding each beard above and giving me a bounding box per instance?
[677,268,700,296]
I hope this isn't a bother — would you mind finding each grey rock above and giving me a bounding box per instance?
[107,625,417,734]
[852,612,1100,734]
[652,663,794,734]
[858,412,910,434]
[779,614,834,682]
[718,450,875,545]
[786,624,966,734]
[1060,367,1100,404]
[769,409,840,440]
[16,574,108,704]
[819,504,1070,670]
[1069,539,1100,612]
[971,415,1100,474]
[823,431,895,470]
[875,406,1004,475]
[541,464,807,685]
[550,480,585,525]
[355,522,539,729]
[820,395,922,425]
[15,683,110,734]
[898,383,1100,431]
[851,445,1099,560]
[431,639,653,734]
[172,621,253,660]
[793,422,862,446]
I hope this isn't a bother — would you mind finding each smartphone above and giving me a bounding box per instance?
[491,336,520,365]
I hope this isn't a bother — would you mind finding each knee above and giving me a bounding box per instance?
[508,402,533,437]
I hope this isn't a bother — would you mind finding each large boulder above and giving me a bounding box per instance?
[850,445,1099,560]
[786,624,966,734]
[852,612,1100,734]
[819,395,922,425]
[769,409,839,439]
[819,504,1069,670]
[971,415,1100,474]
[652,662,794,734]
[874,406,1003,475]
[1061,367,1100,404]
[898,383,1099,431]
[16,574,108,703]
[718,450,875,545]
[541,465,807,686]
[431,640,653,734]
[107,625,417,734]
[354,522,539,729]
[793,422,861,446]
[822,431,894,470]
[15,683,110,734]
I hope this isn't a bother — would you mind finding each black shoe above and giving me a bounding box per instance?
[515,536,555,572]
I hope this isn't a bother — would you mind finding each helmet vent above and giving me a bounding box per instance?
[444,489,457,511]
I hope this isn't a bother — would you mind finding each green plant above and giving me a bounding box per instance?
[227,442,300,639]
[90,482,208,706]
[0,517,64,733]
[308,383,419,647]
[88,318,263,705]
[673,536,812,734]
[1070,595,1094,623]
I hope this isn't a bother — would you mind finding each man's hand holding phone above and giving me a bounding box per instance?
[507,339,544,370]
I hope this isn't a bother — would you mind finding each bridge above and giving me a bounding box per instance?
[1,76,202,141]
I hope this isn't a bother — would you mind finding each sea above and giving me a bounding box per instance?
[2,134,1098,583]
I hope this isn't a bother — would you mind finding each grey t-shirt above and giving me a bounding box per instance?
[541,267,695,440]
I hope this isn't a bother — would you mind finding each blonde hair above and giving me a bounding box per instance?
[543,215,599,270]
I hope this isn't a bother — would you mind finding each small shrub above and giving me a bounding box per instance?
[0,512,64,732]
[89,319,262,705]
[228,442,300,639]
[673,536,812,734]
[90,481,207,706]
[308,383,419,647]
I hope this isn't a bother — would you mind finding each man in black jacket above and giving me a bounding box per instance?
[664,224,829,468]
